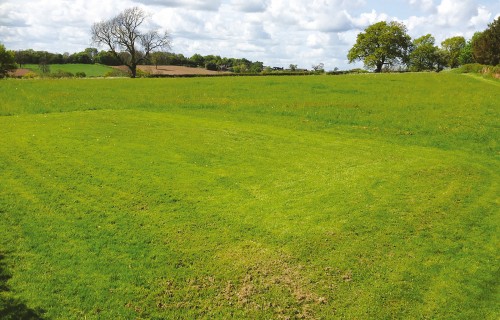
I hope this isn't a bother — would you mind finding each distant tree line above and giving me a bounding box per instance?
[348,17,500,72]
[12,48,118,67]
[10,48,268,74]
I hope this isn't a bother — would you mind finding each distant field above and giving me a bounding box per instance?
[0,73,498,319]
[18,64,226,77]
[114,65,229,75]
[22,63,117,77]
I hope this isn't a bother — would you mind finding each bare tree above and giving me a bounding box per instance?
[91,7,171,78]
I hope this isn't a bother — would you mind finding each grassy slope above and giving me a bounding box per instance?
[0,73,498,319]
[22,64,116,77]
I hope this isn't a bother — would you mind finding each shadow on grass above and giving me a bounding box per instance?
[0,253,45,319]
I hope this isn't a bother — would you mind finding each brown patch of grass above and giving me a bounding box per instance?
[214,241,328,319]
[8,68,32,77]
[150,242,328,318]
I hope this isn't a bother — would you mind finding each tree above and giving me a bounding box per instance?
[150,51,169,69]
[473,17,500,66]
[14,50,28,68]
[39,54,50,74]
[189,54,205,67]
[249,61,264,73]
[95,50,122,66]
[441,36,466,68]
[348,21,412,72]
[409,34,439,71]
[91,7,171,78]
[458,39,474,65]
[0,44,17,78]
[312,63,324,73]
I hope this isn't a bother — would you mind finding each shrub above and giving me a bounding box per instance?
[135,69,151,78]
[457,63,484,73]
[75,72,86,78]
[22,72,38,79]
[205,62,218,71]
[104,69,129,78]
[348,68,370,74]
[48,70,74,78]
[455,63,500,80]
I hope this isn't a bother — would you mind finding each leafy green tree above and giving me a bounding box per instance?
[96,50,122,66]
[435,49,448,72]
[348,21,412,72]
[84,48,98,62]
[150,51,169,69]
[0,44,17,78]
[249,61,264,73]
[473,17,500,65]
[14,50,28,68]
[205,62,218,71]
[441,36,466,68]
[167,53,189,66]
[189,54,205,67]
[458,40,474,65]
[409,34,439,71]
[68,52,92,64]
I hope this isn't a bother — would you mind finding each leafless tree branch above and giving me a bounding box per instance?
[90,6,171,78]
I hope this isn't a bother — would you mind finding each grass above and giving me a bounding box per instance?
[22,64,117,77]
[0,73,498,319]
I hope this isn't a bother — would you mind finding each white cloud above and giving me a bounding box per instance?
[136,0,222,11]
[437,0,477,27]
[409,0,435,13]
[349,9,390,28]
[469,6,492,27]
[232,0,269,13]
[0,0,498,70]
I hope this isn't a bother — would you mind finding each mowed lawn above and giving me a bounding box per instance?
[0,74,498,319]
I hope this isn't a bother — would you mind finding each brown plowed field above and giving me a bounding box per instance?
[113,65,229,75]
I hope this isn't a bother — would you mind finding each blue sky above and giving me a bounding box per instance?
[1,0,499,70]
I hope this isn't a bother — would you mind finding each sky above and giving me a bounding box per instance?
[0,0,499,70]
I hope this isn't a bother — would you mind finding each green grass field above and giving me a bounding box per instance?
[0,73,498,319]
[22,64,117,77]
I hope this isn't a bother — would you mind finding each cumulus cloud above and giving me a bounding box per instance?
[135,0,222,11]
[469,6,492,28]
[409,0,436,13]
[0,0,498,70]
[436,0,477,27]
[349,9,390,29]
[232,0,269,13]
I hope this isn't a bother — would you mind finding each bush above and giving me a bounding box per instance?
[104,69,129,77]
[457,63,484,73]
[348,68,370,74]
[135,69,151,78]
[75,72,86,78]
[22,72,38,79]
[48,70,74,78]
[205,62,218,71]
[455,63,500,80]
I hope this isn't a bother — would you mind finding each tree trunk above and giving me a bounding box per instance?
[375,62,383,73]
[129,64,137,78]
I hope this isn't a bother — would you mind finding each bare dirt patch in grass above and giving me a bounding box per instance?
[9,68,32,77]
